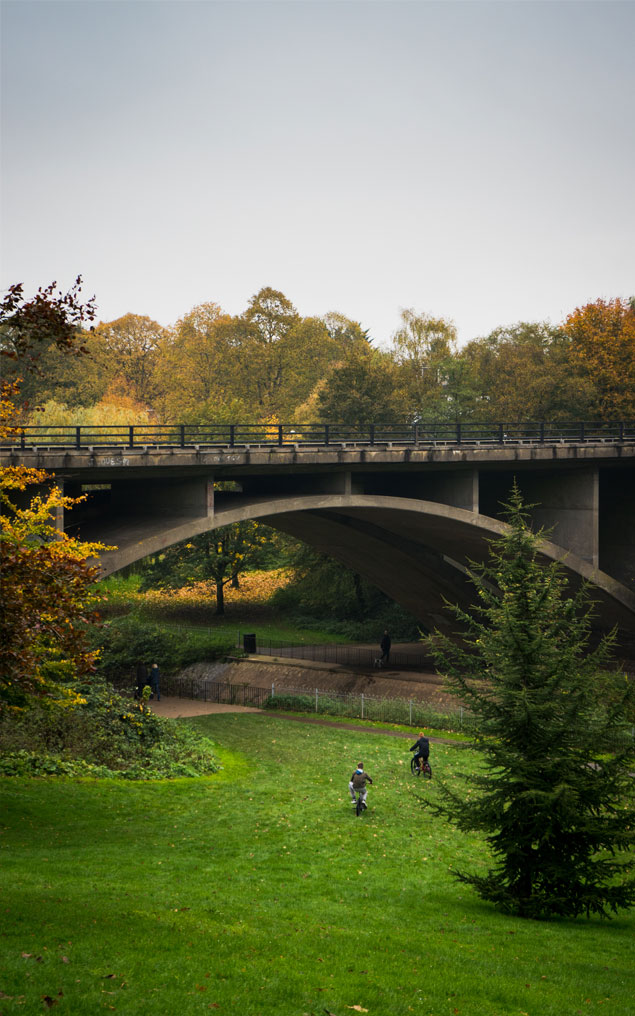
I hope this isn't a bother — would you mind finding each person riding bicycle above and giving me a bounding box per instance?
[349,763,373,809]
[410,733,430,773]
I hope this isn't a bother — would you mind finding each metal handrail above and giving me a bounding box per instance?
[1,420,633,450]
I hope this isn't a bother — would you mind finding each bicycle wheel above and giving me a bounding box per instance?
[356,794,363,817]
[422,761,432,779]
[410,756,419,776]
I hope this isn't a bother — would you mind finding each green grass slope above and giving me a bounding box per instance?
[1,714,633,1015]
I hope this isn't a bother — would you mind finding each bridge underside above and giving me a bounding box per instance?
[9,439,630,658]
[83,492,635,656]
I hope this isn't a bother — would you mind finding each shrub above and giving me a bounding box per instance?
[92,614,236,681]
[0,679,220,780]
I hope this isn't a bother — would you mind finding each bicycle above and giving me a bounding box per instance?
[353,790,367,816]
[410,756,432,779]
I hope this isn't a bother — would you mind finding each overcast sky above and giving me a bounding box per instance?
[1,0,634,346]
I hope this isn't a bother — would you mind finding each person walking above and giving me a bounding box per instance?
[380,630,392,666]
[149,663,161,701]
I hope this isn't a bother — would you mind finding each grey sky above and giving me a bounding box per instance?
[1,0,634,346]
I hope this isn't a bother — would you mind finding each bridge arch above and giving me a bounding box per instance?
[98,493,635,640]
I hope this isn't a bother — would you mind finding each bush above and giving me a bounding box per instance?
[264,693,315,713]
[92,614,236,681]
[0,679,220,780]
[283,607,423,642]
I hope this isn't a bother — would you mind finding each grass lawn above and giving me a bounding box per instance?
[1,714,633,1015]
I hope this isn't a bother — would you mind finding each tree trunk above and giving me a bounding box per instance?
[215,580,225,615]
[353,573,365,615]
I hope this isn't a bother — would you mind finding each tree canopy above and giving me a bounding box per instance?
[16,286,633,428]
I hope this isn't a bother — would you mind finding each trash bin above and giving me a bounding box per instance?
[243,633,256,654]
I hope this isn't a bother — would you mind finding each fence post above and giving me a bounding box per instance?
[315,688,318,713]
[271,683,275,698]
[409,699,412,725]
[460,705,463,729]
[361,693,364,719]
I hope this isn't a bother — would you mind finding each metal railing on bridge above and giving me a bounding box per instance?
[1,420,634,450]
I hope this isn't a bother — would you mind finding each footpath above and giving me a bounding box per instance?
[149,696,463,747]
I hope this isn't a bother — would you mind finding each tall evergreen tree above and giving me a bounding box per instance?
[426,484,635,919]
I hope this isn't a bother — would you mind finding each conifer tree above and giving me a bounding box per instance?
[427,484,635,919]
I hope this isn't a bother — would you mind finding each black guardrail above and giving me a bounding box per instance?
[1,420,634,450]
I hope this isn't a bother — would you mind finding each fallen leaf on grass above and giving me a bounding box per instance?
[346,1007,369,1012]
[41,997,58,1009]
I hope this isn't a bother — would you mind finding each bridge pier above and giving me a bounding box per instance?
[479,467,600,567]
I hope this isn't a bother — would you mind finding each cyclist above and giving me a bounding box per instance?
[349,763,373,810]
[409,732,430,774]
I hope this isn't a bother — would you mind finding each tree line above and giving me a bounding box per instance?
[4,286,634,427]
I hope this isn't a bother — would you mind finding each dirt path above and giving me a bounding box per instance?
[148,698,263,718]
[148,696,461,745]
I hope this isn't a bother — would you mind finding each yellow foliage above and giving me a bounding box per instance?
[140,568,292,607]
[28,397,154,429]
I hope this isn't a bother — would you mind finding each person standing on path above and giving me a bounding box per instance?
[380,630,391,666]
[149,663,161,700]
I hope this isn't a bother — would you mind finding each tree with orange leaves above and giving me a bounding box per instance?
[1,279,106,712]
[562,297,635,420]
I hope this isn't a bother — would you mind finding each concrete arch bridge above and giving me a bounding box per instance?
[3,426,634,654]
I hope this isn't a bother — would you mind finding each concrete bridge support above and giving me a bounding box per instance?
[479,468,600,566]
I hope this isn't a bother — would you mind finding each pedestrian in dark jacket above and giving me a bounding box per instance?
[380,630,391,665]
[149,663,161,701]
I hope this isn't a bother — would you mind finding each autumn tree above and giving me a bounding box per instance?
[152,302,243,422]
[561,297,635,420]
[89,313,166,406]
[390,309,479,421]
[1,279,106,712]
[426,485,635,919]
[0,277,97,412]
[314,345,405,425]
[0,468,105,710]
[138,522,269,615]
[461,322,595,423]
